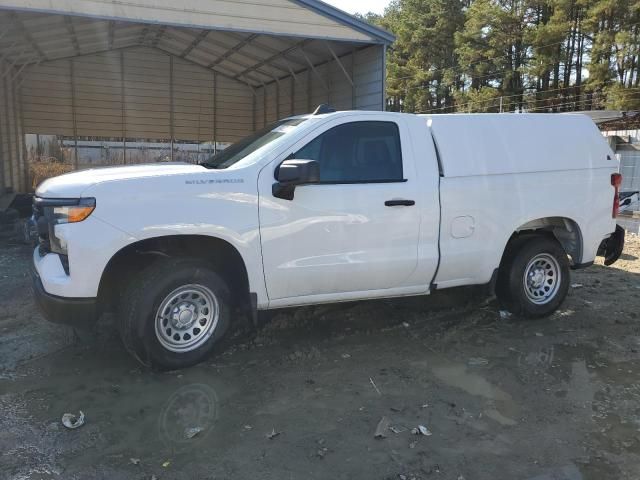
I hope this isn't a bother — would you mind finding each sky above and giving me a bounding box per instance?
[323,0,391,16]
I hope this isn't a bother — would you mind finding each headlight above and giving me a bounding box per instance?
[49,198,96,224]
[33,197,96,260]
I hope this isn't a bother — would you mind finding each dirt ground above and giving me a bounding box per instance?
[2,231,640,480]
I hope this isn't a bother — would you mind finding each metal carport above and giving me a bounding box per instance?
[0,0,394,195]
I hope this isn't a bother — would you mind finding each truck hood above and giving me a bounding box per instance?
[36,163,207,198]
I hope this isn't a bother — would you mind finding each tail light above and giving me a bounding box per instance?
[611,173,622,218]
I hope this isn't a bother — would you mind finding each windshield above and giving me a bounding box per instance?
[200,118,308,169]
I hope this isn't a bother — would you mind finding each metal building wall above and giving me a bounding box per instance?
[254,44,385,129]
[620,148,640,192]
[21,46,254,147]
[0,60,26,194]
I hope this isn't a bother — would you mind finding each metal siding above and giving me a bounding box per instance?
[620,150,640,192]
[309,62,329,109]
[255,88,264,129]
[21,62,75,136]
[354,45,383,111]
[265,83,278,124]
[20,46,254,143]
[293,72,309,115]
[0,0,374,42]
[327,52,353,110]
[74,51,123,137]
[215,75,253,141]
[123,48,170,139]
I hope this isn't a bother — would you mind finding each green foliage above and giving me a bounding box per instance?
[374,0,640,112]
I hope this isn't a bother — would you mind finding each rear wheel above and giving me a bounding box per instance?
[118,258,231,369]
[496,235,570,318]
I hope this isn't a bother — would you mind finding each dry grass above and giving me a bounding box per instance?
[29,160,74,190]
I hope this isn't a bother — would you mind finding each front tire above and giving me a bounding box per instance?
[496,235,570,318]
[118,258,231,369]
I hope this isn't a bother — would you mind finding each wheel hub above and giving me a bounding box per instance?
[155,285,220,353]
[529,268,545,288]
[173,303,197,328]
[522,253,561,305]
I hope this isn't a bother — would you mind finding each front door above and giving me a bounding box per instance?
[258,117,423,302]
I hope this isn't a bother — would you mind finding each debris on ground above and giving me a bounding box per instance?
[409,440,417,449]
[389,425,405,434]
[129,458,140,465]
[402,322,410,328]
[61,411,85,429]
[571,283,584,288]
[411,425,432,436]
[535,332,544,337]
[467,357,489,366]
[162,460,170,468]
[243,425,253,430]
[499,310,512,319]
[316,447,329,458]
[184,426,204,439]
[369,377,382,395]
[341,353,351,359]
[374,416,391,438]
[266,428,281,440]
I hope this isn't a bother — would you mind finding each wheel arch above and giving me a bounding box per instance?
[98,234,254,313]
[503,216,583,266]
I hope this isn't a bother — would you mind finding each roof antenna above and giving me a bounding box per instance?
[313,104,336,115]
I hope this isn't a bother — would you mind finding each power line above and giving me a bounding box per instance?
[392,38,573,82]
[416,88,640,114]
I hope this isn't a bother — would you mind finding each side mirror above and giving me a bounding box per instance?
[273,159,320,200]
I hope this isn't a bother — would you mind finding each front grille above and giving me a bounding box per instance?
[33,197,51,256]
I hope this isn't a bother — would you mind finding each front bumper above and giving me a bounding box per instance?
[31,267,98,328]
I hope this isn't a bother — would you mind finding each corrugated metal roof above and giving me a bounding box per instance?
[292,0,395,44]
[0,9,375,88]
[0,0,393,43]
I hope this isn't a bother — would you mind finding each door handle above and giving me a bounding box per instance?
[385,199,415,207]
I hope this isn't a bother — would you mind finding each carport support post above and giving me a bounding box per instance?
[263,84,267,127]
[170,56,174,162]
[307,69,312,112]
[275,78,280,120]
[120,51,127,164]
[0,61,6,194]
[351,49,356,110]
[382,45,387,111]
[290,76,295,116]
[12,69,25,191]
[212,72,217,153]
[252,93,257,132]
[3,62,15,187]
[70,59,79,169]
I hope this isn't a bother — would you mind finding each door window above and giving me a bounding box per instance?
[293,121,403,183]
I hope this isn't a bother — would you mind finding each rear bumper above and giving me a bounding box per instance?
[597,224,625,266]
[31,267,98,327]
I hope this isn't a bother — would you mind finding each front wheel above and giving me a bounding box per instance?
[118,258,231,369]
[496,235,570,318]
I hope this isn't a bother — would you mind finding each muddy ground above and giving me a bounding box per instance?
[2,231,640,480]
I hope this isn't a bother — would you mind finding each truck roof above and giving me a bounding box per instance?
[419,113,614,177]
[290,110,614,178]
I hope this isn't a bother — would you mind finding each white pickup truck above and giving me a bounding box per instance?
[31,108,625,369]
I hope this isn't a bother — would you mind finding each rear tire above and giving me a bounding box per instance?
[118,258,231,370]
[496,235,570,318]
